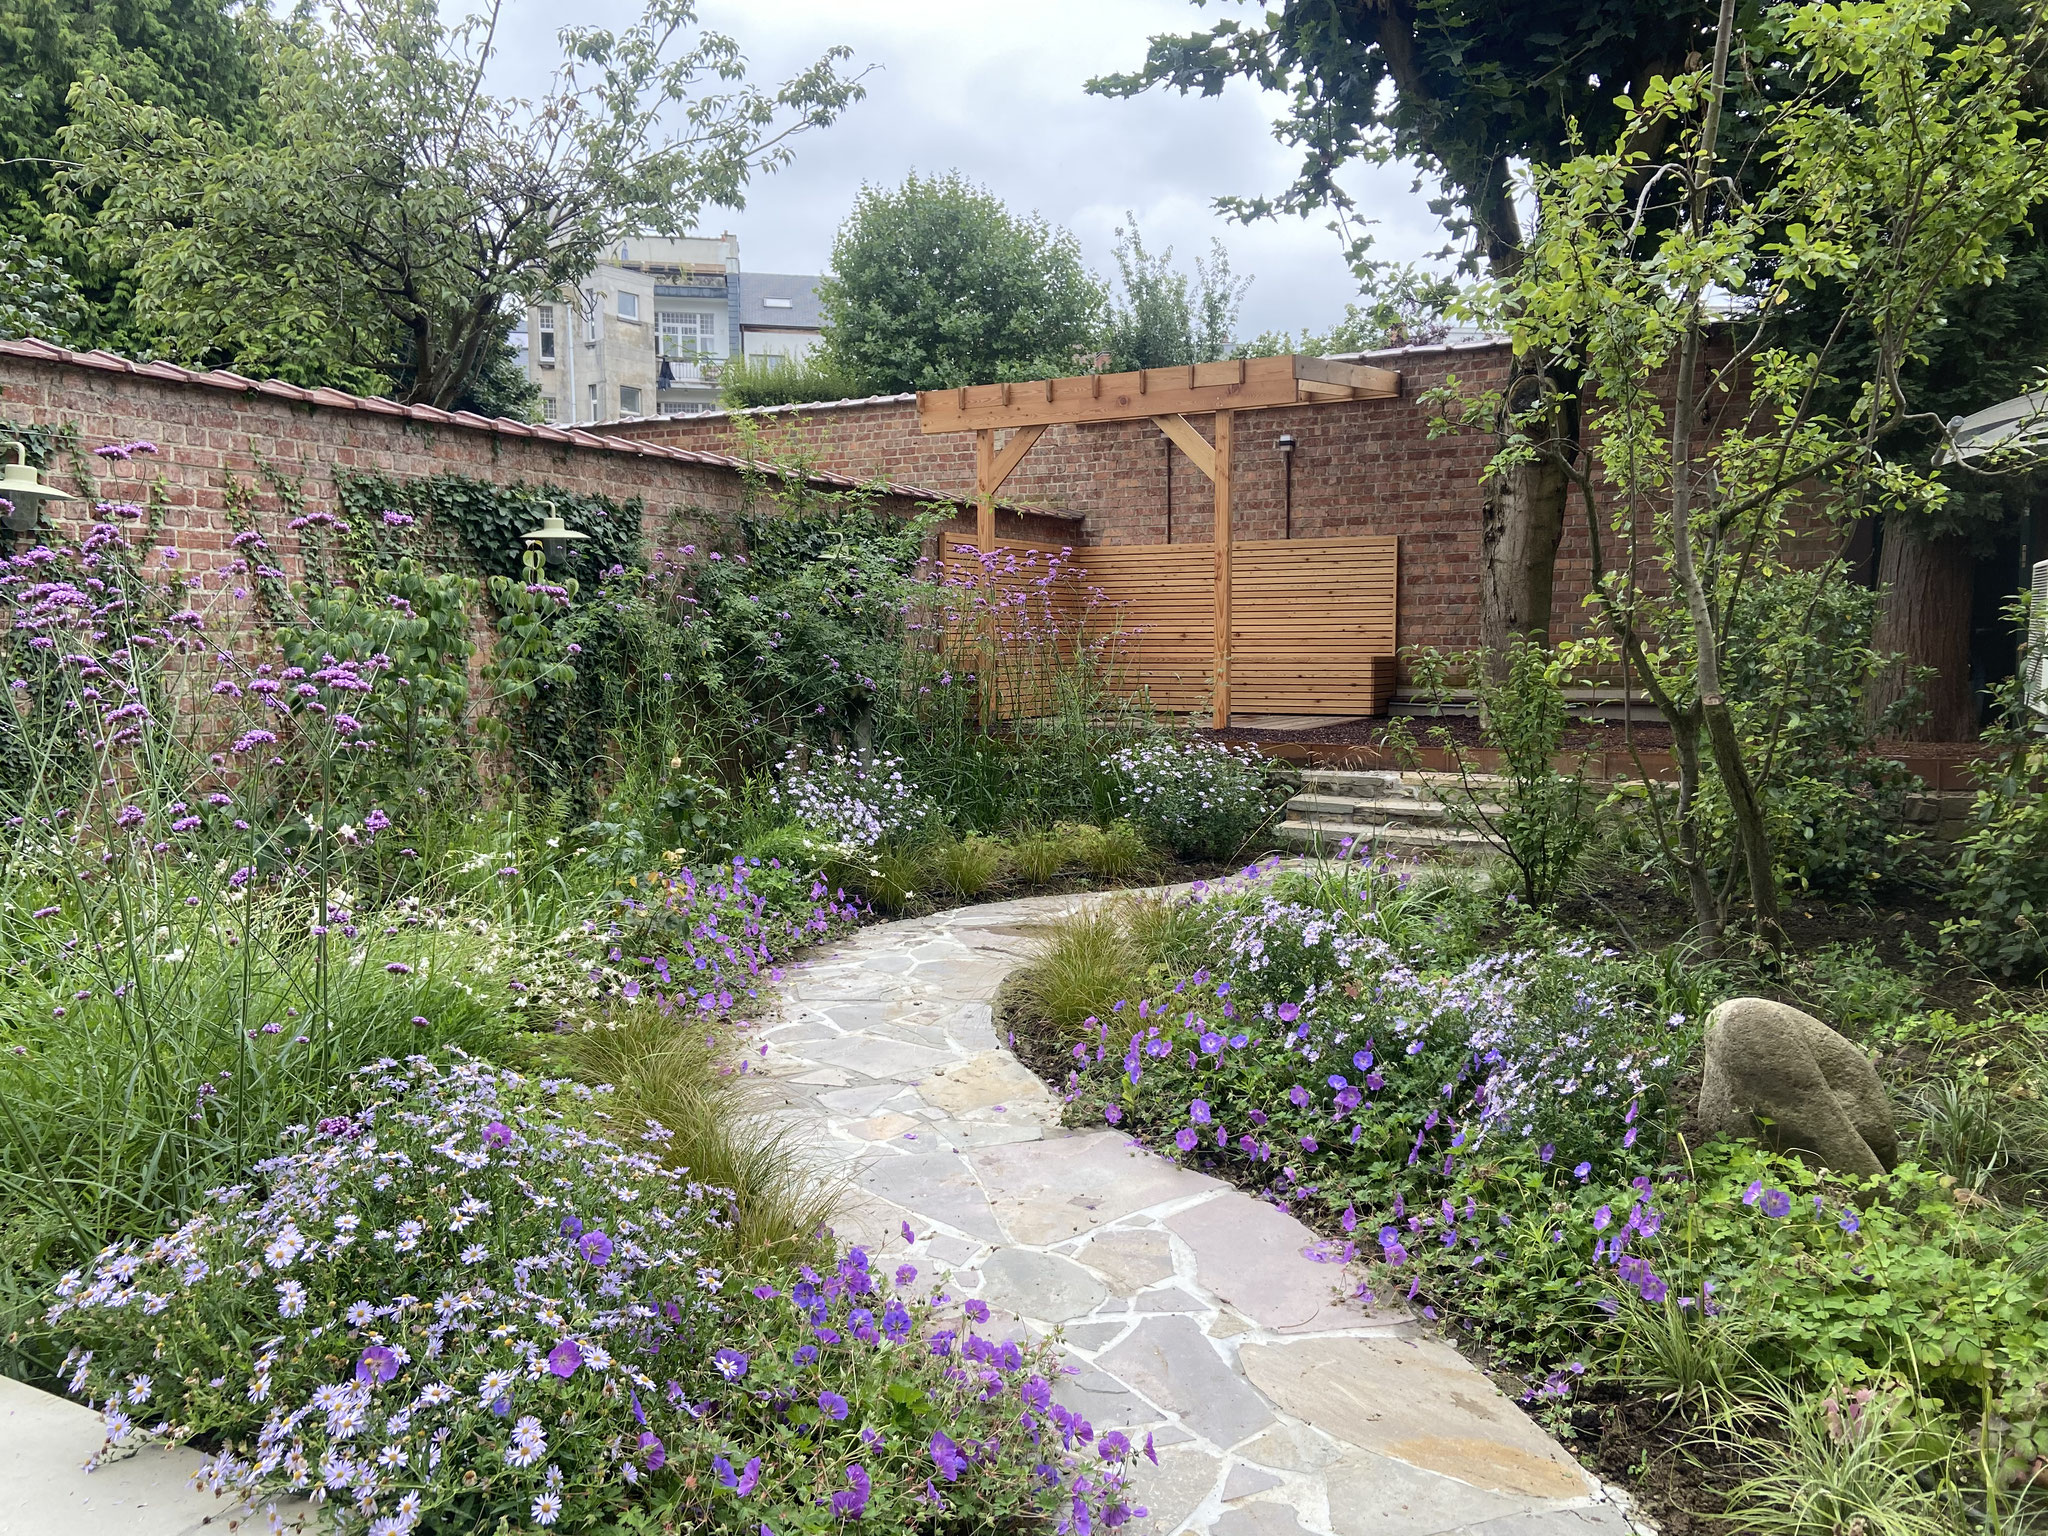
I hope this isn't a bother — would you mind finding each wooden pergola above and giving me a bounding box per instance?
[915,354,1401,727]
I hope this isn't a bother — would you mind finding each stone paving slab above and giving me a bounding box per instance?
[759,889,1645,1535]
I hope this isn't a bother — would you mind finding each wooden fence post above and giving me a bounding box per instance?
[1213,410,1233,730]
[975,428,996,552]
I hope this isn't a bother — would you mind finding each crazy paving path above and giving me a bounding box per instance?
[750,891,1641,1536]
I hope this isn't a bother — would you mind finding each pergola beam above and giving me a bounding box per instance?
[919,354,1399,435]
[1151,414,1215,482]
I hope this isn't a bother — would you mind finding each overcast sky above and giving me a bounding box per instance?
[495,0,1452,340]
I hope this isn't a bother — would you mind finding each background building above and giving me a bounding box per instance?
[513,237,825,424]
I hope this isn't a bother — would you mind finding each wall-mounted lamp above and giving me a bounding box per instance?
[520,508,589,569]
[1277,433,1297,540]
[0,442,75,535]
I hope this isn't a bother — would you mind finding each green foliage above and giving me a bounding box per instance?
[282,559,479,809]
[52,0,863,406]
[334,469,642,585]
[1712,566,1926,898]
[817,170,1106,393]
[928,833,1006,900]
[1406,637,1595,908]
[1106,737,1288,861]
[717,350,862,409]
[0,234,84,342]
[1017,906,1140,1035]
[481,553,583,797]
[1945,612,2048,978]
[1097,214,1247,370]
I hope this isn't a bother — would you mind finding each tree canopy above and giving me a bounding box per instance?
[52,0,865,409]
[1097,216,1247,370]
[816,171,1106,394]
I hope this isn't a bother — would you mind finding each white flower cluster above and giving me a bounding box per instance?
[1107,737,1276,859]
[768,747,933,850]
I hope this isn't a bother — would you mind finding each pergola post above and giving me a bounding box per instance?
[975,429,996,552]
[1212,410,1233,730]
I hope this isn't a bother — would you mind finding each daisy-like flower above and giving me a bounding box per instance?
[506,1415,547,1469]
[475,1370,516,1407]
[460,1244,488,1265]
[344,1301,378,1329]
[530,1491,563,1527]
[276,1281,307,1318]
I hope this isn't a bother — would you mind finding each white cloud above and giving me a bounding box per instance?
[493,0,1449,339]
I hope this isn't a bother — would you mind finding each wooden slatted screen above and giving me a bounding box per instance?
[939,534,1398,719]
[1229,536,1399,714]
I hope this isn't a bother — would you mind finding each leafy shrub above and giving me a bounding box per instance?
[50,1055,1149,1534]
[1107,738,1282,860]
[1944,662,2048,978]
[1010,829,1070,884]
[769,746,934,851]
[1405,637,1595,908]
[1781,941,1927,1043]
[718,352,863,410]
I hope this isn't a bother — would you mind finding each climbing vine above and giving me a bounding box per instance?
[334,469,642,583]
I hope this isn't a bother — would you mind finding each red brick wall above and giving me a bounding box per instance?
[0,347,1076,589]
[606,345,1840,667]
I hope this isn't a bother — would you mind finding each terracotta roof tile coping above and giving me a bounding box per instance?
[0,336,1089,516]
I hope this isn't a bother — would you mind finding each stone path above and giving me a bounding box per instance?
[752,891,1643,1536]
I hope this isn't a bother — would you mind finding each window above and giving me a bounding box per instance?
[535,305,556,361]
[762,297,793,310]
[618,242,631,261]
[757,353,784,372]
[583,292,599,342]
[659,401,713,416]
[656,309,719,358]
[539,395,557,423]
[618,385,642,417]
[587,383,598,420]
[617,292,640,322]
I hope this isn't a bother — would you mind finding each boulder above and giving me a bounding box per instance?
[1698,998,1897,1176]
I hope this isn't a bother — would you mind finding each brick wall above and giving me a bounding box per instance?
[604,343,1840,666]
[0,342,1079,592]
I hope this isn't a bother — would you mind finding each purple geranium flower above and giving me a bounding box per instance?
[713,1348,749,1381]
[354,1345,398,1385]
[578,1230,613,1266]
[547,1339,582,1378]
[1190,1099,1211,1125]
[1761,1189,1792,1220]
[930,1431,967,1481]
[819,1390,849,1421]
[638,1431,665,1471]
[832,1464,872,1518]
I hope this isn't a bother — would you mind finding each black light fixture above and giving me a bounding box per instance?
[1277,433,1297,540]
[0,442,75,534]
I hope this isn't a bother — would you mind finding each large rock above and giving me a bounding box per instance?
[1698,999,1896,1176]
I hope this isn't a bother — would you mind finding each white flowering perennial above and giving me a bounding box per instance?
[767,746,933,850]
[1106,738,1278,860]
[49,1054,724,1534]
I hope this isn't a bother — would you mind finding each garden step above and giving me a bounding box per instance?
[1272,818,1495,855]
[1295,767,1514,798]
[1285,793,1507,824]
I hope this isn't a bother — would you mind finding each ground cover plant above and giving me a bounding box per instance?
[1001,853,2048,1533]
[0,436,1175,1532]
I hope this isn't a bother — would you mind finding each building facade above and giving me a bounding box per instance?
[514,238,827,425]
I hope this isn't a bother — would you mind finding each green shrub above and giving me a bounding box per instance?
[1944,710,2048,978]
[1405,637,1596,908]
[1106,737,1285,860]
[717,351,863,410]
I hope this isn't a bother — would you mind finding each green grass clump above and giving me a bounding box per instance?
[931,834,1007,900]
[557,1011,837,1266]
[1011,829,1072,885]
[1015,904,1142,1035]
[1070,819,1155,880]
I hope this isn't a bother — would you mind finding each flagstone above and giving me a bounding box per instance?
[1096,1316,1275,1450]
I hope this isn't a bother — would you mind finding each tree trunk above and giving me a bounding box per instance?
[1480,361,1576,669]
[1869,522,1976,741]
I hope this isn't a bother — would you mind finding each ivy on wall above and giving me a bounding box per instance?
[334,470,642,583]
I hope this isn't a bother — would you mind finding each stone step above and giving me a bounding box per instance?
[1295,767,1514,798]
[1286,793,1507,824]
[1272,818,1494,855]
